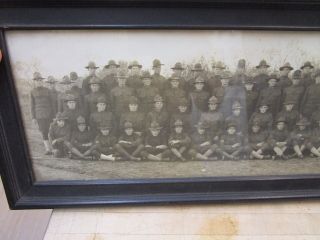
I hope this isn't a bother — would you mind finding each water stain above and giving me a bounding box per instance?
[198,214,239,240]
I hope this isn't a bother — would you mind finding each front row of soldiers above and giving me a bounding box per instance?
[48,95,320,161]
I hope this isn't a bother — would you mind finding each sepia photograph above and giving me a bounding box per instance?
[5,29,320,181]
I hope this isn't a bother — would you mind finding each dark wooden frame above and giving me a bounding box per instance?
[1,1,320,209]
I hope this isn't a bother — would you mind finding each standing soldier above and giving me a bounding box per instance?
[127,60,143,90]
[146,94,170,131]
[278,62,293,89]
[102,60,120,95]
[208,61,226,90]
[58,75,82,113]
[70,72,82,88]
[301,69,320,118]
[151,59,167,93]
[45,76,59,116]
[82,61,100,95]
[276,100,300,131]
[300,61,315,88]
[170,98,191,133]
[164,73,187,114]
[257,73,282,117]
[119,96,145,136]
[291,118,312,159]
[30,72,55,155]
[188,63,206,90]
[230,59,246,86]
[243,76,259,120]
[62,94,83,130]
[168,119,191,161]
[69,71,84,106]
[136,70,159,113]
[253,60,270,91]
[170,62,187,91]
[250,102,273,131]
[110,69,135,119]
[282,70,305,112]
[48,112,71,158]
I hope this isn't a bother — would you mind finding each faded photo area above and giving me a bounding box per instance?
[5,29,320,181]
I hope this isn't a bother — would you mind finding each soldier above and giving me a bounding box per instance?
[257,73,282,117]
[66,116,95,160]
[110,69,135,119]
[268,117,290,160]
[301,69,320,118]
[45,76,59,116]
[230,59,246,86]
[58,75,82,113]
[225,101,247,135]
[164,73,187,114]
[168,119,191,161]
[188,121,218,161]
[276,100,300,131]
[207,61,226,90]
[199,96,224,143]
[282,70,305,112]
[189,76,210,120]
[140,121,171,161]
[151,59,167,93]
[102,60,120,95]
[300,61,315,88]
[170,62,187,91]
[253,60,270,91]
[249,102,273,131]
[146,94,170,131]
[70,71,82,88]
[278,62,293,89]
[30,72,55,155]
[136,70,159,113]
[243,76,259,119]
[127,60,143,90]
[246,120,270,160]
[170,98,191,133]
[82,61,100,95]
[91,123,118,161]
[62,94,83,130]
[217,121,244,160]
[84,76,108,118]
[48,112,71,158]
[306,119,320,158]
[188,63,206,90]
[89,96,115,135]
[114,121,144,161]
[291,118,312,159]
[119,96,145,136]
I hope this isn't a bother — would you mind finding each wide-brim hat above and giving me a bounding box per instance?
[154,94,164,102]
[128,60,142,69]
[141,70,152,79]
[208,96,219,104]
[191,63,204,72]
[256,60,270,69]
[283,99,296,105]
[45,76,57,84]
[149,121,162,130]
[69,72,79,81]
[279,62,293,71]
[105,60,120,69]
[292,70,302,79]
[194,76,205,84]
[55,112,68,121]
[124,121,134,129]
[171,62,185,70]
[169,73,181,81]
[76,116,86,125]
[267,73,279,82]
[99,124,111,130]
[97,96,107,104]
[85,61,99,69]
[296,118,310,126]
[33,72,45,81]
[59,76,75,85]
[194,121,209,129]
[232,101,242,110]
[213,61,226,69]
[219,71,232,79]
[275,116,287,123]
[152,59,164,68]
[226,121,237,129]
[300,61,314,69]
[64,94,77,102]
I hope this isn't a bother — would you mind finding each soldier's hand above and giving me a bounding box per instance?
[200,141,210,147]
[156,145,167,150]
[232,143,240,148]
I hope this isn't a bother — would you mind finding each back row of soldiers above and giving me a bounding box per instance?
[30,59,320,160]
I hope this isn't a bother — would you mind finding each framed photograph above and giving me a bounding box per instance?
[1,1,320,209]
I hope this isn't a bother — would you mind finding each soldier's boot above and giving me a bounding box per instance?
[251,150,264,160]
[100,153,116,161]
[293,145,303,158]
[147,154,161,161]
[195,153,208,161]
[44,140,53,155]
[71,148,85,159]
[114,144,132,161]
[310,147,320,157]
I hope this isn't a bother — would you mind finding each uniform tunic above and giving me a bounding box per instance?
[276,110,299,131]
[245,90,259,119]
[151,73,167,93]
[219,133,243,153]
[301,73,314,88]
[164,88,187,114]
[90,111,115,133]
[253,73,269,92]
[48,122,71,151]
[200,111,224,139]
[168,132,191,149]
[146,110,170,130]
[225,113,248,135]
[110,86,135,117]
[118,133,143,153]
[282,84,305,110]
[190,90,210,113]
[127,75,143,90]
[268,128,290,148]
[249,112,273,131]
[136,86,159,113]
[291,128,311,146]
[141,131,171,157]
[212,86,234,117]
[119,111,145,133]
[258,86,282,117]
[49,88,59,116]
[82,75,102,95]
[170,113,192,133]
[93,133,117,155]
[101,74,117,94]
[278,75,292,89]
[247,130,269,151]
[301,84,320,117]
[189,132,215,155]
[62,108,83,130]
[70,129,94,153]
[308,128,320,148]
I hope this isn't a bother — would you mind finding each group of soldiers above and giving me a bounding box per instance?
[29,58,320,161]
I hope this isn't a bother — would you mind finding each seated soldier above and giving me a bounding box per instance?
[168,119,191,161]
[164,73,187,114]
[170,98,191,132]
[114,121,144,161]
[306,119,320,158]
[225,101,247,135]
[119,96,145,136]
[48,112,71,158]
[146,94,169,131]
[92,123,118,161]
[140,121,171,161]
[62,94,83,130]
[217,121,244,160]
[291,118,312,159]
[90,96,115,134]
[268,117,291,160]
[188,121,218,161]
[246,120,270,160]
[276,100,300,131]
[249,102,273,131]
[66,116,95,160]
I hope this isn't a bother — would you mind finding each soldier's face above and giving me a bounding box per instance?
[281,68,290,76]
[78,124,86,132]
[259,66,268,74]
[150,129,160,136]
[197,127,205,135]
[175,126,183,134]
[221,79,229,87]
[63,84,72,91]
[153,66,161,74]
[173,69,183,75]
[244,83,253,91]
[214,68,223,75]
[117,78,126,86]
[90,84,100,92]
[195,82,204,90]
[34,80,43,88]
[125,128,134,135]
[252,125,260,133]
[237,68,245,74]
[57,120,65,127]
[143,78,152,86]
[178,105,187,113]
[292,78,300,85]
[171,80,179,88]
[97,102,106,112]
[268,79,277,87]
[193,71,201,77]
[302,67,312,74]
[67,101,76,110]
[285,104,294,111]
[208,103,217,111]
[46,83,55,89]
[227,127,236,135]
[109,65,118,74]
[129,104,138,112]
[131,66,141,75]
[277,122,285,130]
[88,68,96,76]
[155,101,163,110]
[259,106,268,113]
[233,108,241,116]
[101,129,110,135]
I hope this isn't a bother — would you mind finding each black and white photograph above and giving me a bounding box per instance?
[6,29,320,181]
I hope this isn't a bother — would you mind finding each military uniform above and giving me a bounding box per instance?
[300,61,315,88]
[101,60,120,95]
[90,108,115,135]
[81,61,100,95]
[268,117,290,159]
[243,77,259,119]
[92,124,118,160]
[282,70,305,111]
[247,123,270,154]
[253,60,270,91]
[168,120,191,161]
[225,101,247,134]
[301,70,320,118]
[127,60,143,90]
[46,76,59,116]
[190,76,210,113]
[278,62,294,89]
[249,106,273,131]
[151,59,167,93]
[291,118,312,158]
[276,101,300,131]
[119,100,145,135]
[61,94,83,130]
[58,76,83,112]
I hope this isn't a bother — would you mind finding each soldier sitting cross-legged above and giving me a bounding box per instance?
[291,118,312,159]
